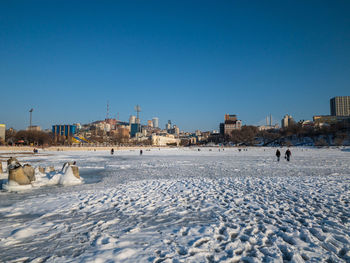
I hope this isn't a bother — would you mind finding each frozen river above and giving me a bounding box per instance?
[0,147,349,262]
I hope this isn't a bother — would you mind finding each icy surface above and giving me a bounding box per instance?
[0,147,349,262]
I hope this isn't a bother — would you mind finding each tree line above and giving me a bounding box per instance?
[205,122,350,146]
[3,130,53,146]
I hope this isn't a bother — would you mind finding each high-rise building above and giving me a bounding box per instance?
[52,125,77,137]
[152,117,159,128]
[281,114,294,128]
[147,120,153,127]
[129,115,136,125]
[225,114,237,122]
[330,96,350,116]
[173,125,179,136]
[220,114,242,136]
[130,123,140,137]
[166,120,171,130]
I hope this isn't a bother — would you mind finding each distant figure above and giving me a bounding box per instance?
[33,148,38,154]
[285,149,291,161]
[276,149,281,162]
[140,149,143,155]
[111,148,114,155]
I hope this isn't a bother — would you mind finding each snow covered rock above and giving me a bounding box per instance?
[2,159,83,191]
[23,164,35,182]
[61,162,80,179]
[7,157,19,166]
[59,162,82,185]
[71,165,80,179]
[8,166,30,185]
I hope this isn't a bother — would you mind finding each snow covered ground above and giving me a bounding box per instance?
[0,147,349,262]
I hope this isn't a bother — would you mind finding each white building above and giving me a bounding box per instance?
[74,123,82,130]
[173,125,180,136]
[258,124,279,131]
[129,115,136,125]
[105,123,111,132]
[281,114,294,128]
[151,134,180,146]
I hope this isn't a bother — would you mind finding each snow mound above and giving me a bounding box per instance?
[58,164,82,186]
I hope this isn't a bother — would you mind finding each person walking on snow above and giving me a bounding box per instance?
[276,149,281,162]
[285,149,291,161]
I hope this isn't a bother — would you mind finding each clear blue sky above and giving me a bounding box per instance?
[1,0,349,132]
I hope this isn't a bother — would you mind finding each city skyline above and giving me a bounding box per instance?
[1,1,350,131]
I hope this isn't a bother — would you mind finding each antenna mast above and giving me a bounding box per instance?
[29,108,34,128]
[106,101,109,119]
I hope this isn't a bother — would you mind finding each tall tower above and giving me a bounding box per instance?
[166,120,171,130]
[270,114,272,126]
[152,117,159,128]
[135,105,141,124]
[281,114,293,128]
[29,108,33,129]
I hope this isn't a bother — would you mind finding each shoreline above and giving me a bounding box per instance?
[0,145,346,152]
[0,146,176,152]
